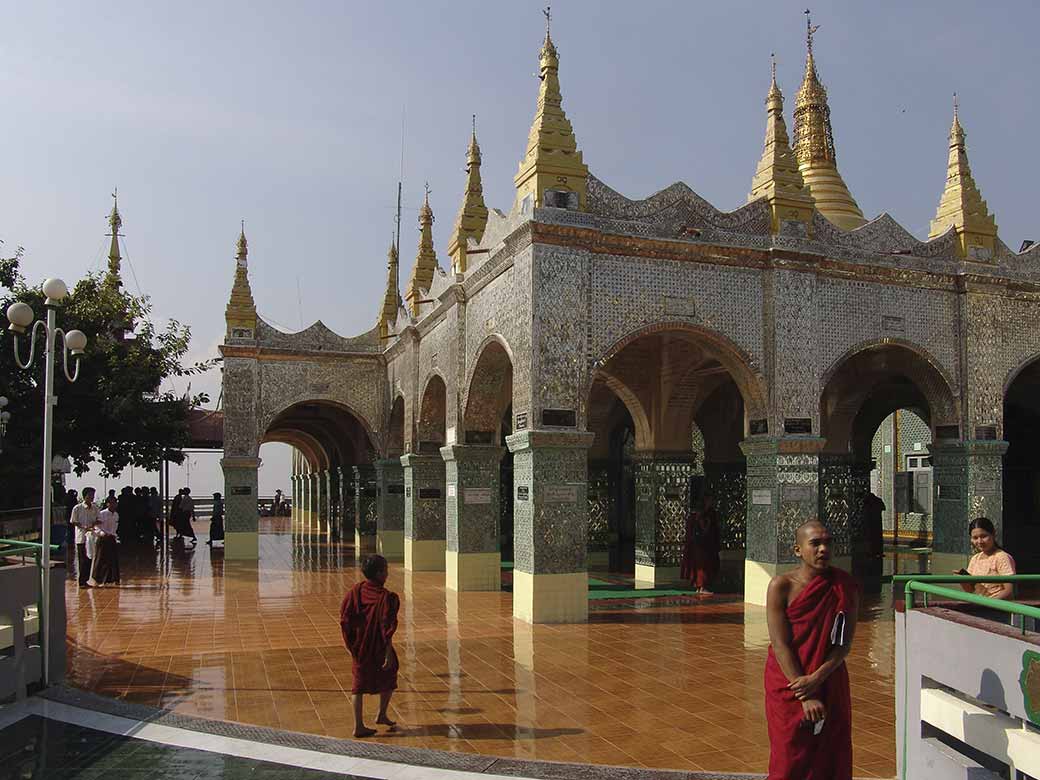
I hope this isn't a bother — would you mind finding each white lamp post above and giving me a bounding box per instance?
[6,278,87,686]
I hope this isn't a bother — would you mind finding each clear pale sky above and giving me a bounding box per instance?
[7,1,1037,498]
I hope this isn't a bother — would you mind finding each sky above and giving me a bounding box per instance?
[6,0,1038,498]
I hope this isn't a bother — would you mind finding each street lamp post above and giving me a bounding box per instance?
[6,278,87,686]
[0,396,11,453]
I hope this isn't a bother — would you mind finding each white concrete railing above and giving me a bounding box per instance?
[897,605,1040,779]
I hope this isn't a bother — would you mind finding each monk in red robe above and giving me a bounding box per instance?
[680,493,721,594]
[340,554,400,737]
[765,519,859,779]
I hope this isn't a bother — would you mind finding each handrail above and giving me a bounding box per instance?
[898,574,1039,779]
[0,538,60,552]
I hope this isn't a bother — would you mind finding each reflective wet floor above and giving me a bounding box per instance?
[63,523,906,778]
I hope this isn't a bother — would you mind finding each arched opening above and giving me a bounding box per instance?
[417,375,447,451]
[587,325,764,587]
[262,400,377,543]
[461,338,514,575]
[819,342,958,573]
[1004,356,1040,570]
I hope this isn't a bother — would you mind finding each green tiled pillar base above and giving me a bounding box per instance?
[221,456,260,561]
[401,453,447,572]
[441,444,503,592]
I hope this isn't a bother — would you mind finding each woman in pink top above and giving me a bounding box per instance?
[957,517,1015,600]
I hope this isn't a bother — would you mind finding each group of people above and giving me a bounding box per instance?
[67,487,120,588]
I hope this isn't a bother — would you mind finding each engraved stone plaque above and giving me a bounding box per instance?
[881,315,906,334]
[544,485,578,503]
[975,479,998,496]
[447,484,456,498]
[516,485,530,501]
[387,484,405,495]
[464,487,492,505]
[782,484,814,503]
[752,488,772,506]
[231,486,252,496]
[446,426,456,444]
[418,487,442,499]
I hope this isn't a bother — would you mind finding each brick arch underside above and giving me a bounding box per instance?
[463,338,513,437]
[820,342,960,458]
[587,323,766,453]
[417,373,447,449]
[263,401,378,471]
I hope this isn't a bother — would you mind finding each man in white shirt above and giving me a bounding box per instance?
[69,487,100,588]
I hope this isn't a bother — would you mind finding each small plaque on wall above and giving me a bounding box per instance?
[750,419,768,435]
[881,315,906,334]
[975,479,998,496]
[447,484,457,498]
[515,412,528,431]
[783,418,813,434]
[231,486,252,496]
[935,425,960,440]
[974,425,998,441]
[464,487,493,505]
[544,485,578,503]
[446,426,457,444]
[405,487,412,498]
[517,486,530,501]
[418,487,442,499]
[752,488,772,506]
[387,484,405,495]
[782,484,813,503]
[541,409,577,427]
[939,484,964,501]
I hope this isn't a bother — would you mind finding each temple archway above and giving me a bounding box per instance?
[819,342,959,567]
[587,324,763,586]
[1003,355,1040,571]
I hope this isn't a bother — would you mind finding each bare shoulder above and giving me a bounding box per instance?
[766,572,793,606]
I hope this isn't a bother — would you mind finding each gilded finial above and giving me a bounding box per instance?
[770,52,777,83]
[805,9,819,55]
[450,117,489,274]
[543,5,551,37]
[406,183,439,314]
[225,221,257,334]
[236,221,248,266]
[104,189,124,288]
[539,5,558,62]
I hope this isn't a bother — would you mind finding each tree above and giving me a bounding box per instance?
[0,250,218,509]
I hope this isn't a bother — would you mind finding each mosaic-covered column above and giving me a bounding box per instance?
[400,453,446,571]
[586,460,613,571]
[440,444,503,591]
[929,440,1008,572]
[334,466,345,542]
[374,458,405,561]
[305,472,317,534]
[221,456,260,559]
[508,431,594,623]
[290,474,300,532]
[740,437,837,606]
[353,465,377,557]
[340,466,355,540]
[632,452,696,587]
[318,469,331,535]
[818,454,872,564]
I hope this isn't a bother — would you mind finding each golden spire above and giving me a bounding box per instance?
[104,190,123,289]
[929,95,997,260]
[447,115,490,275]
[225,221,257,336]
[747,54,814,234]
[377,241,401,338]
[514,6,589,211]
[404,185,438,316]
[792,10,866,231]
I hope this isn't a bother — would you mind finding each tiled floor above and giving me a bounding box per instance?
[64,524,901,778]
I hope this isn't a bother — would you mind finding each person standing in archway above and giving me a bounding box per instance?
[681,492,721,594]
[764,520,859,779]
[340,554,399,737]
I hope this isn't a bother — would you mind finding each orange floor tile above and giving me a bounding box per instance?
[64,522,898,777]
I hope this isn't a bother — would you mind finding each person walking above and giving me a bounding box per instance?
[69,488,100,588]
[681,492,721,595]
[147,487,162,546]
[88,495,120,587]
[340,555,400,737]
[207,492,225,546]
[178,487,198,545]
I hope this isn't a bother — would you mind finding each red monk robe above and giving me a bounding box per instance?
[764,567,857,779]
[340,580,400,694]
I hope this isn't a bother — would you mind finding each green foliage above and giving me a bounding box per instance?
[0,251,219,508]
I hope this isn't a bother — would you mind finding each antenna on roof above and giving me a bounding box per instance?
[395,107,406,255]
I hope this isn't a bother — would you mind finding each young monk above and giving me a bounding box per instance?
[764,519,859,779]
[340,554,400,737]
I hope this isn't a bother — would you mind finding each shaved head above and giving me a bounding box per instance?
[795,519,828,544]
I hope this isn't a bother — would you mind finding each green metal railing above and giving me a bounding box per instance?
[896,574,1040,779]
[0,537,61,563]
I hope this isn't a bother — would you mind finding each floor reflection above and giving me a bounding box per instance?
[64,521,901,777]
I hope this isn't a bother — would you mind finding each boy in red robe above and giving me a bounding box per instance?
[340,554,400,737]
[764,519,859,779]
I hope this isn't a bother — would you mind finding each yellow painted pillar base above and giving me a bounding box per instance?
[588,550,610,571]
[355,529,377,558]
[513,571,588,624]
[743,557,854,606]
[224,531,259,560]
[634,563,680,588]
[446,550,500,591]
[404,538,446,571]
[377,530,405,562]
